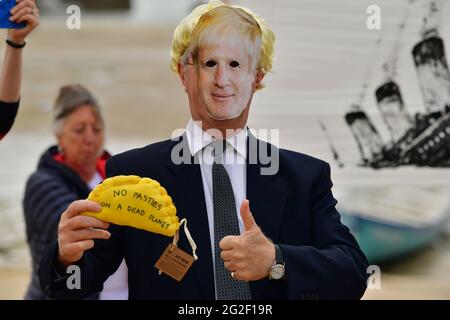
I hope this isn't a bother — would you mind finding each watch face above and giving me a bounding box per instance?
[270,264,285,280]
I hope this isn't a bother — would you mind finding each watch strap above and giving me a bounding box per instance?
[274,243,284,264]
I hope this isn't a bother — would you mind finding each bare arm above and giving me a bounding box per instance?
[0,0,39,102]
[0,39,23,102]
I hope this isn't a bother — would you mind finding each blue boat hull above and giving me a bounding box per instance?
[341,212,448,264]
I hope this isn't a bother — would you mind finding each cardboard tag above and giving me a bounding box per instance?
[154,243,195,282]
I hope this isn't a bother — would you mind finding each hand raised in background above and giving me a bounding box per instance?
[7,0,39,43]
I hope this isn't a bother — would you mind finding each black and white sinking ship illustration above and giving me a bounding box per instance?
[335,1,450,264]
[345,29,450,168]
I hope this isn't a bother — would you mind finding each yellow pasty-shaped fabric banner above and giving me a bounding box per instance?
[81,175,179,237]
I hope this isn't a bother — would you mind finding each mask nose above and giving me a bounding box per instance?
[214,64,230,88]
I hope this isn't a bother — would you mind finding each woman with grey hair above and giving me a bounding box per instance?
[23,84,128,299]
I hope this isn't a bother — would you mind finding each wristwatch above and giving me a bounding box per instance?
[268,243,285,280]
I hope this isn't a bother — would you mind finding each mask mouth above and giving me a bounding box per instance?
[211,92,234,97]
[211,93,234,101]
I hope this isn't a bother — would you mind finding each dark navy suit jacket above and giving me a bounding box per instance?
[40,134,368,300]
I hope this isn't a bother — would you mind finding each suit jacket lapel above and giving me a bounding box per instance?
[246,133,287,241]
[166,134,215,299]
[246,133,287,298]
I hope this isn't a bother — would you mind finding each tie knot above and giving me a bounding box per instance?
[211,140,227,163]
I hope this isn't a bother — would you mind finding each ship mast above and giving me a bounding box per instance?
[375,0,416,145]
[412,0,450,115]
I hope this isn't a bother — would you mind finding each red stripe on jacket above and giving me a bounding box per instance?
[53,152,109,179]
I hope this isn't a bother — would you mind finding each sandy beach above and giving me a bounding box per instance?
[0,267,29,300]
[2,262,450,300]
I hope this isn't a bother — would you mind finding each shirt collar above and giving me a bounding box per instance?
[185,119,248,160]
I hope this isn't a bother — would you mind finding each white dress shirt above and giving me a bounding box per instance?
[185,119,248,281]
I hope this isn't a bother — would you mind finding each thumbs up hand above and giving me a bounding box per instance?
[219,199,276,281]
[240,199,259,231]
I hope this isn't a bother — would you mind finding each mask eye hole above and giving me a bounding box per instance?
[205,60,216,68]
[230,61,240,68]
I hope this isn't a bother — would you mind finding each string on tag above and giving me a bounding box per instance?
[157,218,198,276]
[172,218,198,260]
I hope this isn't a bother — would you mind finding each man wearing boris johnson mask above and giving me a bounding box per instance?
[40,1,368,300]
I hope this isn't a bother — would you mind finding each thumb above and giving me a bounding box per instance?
[240,199,258,231]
